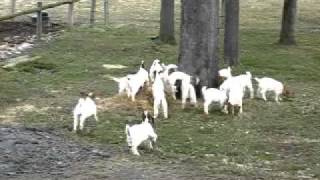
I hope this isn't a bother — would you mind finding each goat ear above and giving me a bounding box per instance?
[142,111,146,121]
[246,71,251,77]
[140,61,145,69]
[153,71,157,79]
[88,92,95,98]
[80,91,88,98]
[151,117,155,128]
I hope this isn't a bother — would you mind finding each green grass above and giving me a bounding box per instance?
[1,3,320,179]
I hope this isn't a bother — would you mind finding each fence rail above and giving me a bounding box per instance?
[0,0,80,41]
[0,0,80,22]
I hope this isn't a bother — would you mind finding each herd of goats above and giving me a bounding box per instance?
[72,59,293,156]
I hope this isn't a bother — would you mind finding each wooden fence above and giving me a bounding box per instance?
[0,0,80,41]
[0,0,110,40]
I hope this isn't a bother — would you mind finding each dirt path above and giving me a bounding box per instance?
[0,125,212,180]
[0,125,112,179]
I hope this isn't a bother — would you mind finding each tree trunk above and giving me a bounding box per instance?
[224,0,239,66]
[179,0,220,88]
[279,0,297,45]
[159,0,176,44]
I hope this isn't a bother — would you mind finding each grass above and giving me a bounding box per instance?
[1,1,320,179]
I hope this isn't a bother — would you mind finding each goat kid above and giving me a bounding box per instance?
[218,66,232,80]
[149,59,163,82]
[168,71,198,108]
[73,92,98,131]
[227,85,244,115]
[152,71,168,119]
[219,71,254,99]
[109,75,130,97]
[125,111,157,156]
[202,86,228,114]
[161,63,178,93]
[254,77,293,102]
[127,61,149,101]
[181,76,198,109]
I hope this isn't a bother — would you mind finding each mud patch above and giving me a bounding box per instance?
[0,21,61,43]
[0,21,62,60]
[0,126,112,178]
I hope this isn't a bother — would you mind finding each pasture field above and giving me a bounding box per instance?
[0,1,320,179]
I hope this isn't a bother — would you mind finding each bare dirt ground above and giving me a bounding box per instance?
[0,21,61,42]
[0,125,212,180]
[0,21,62,61]
[0,125,111,179]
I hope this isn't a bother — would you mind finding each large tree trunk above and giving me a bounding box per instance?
[279,0,297,45]
[224,0,239,66]
[159,0,176,44]
[178,0,220,88]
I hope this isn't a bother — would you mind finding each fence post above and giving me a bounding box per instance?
[11,0,16,14]
[36,2,43,41]
[90,0,96,27]
[68,0,74,27]
[104,0,109,25]
[11,0,16,20]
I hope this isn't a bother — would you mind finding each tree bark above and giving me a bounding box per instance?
[224,0,239,66]
[279,0,297,45]
[159,0,176,44]
[179,0,220,87]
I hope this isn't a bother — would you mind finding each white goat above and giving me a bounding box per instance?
[73,92,98,131]
[167,71,189,100]
[181,77,198,109]
[149,59,163,82]
[219,71,254,99]
[152,71,168,119]
[254,77,292,102]
[202,86,228,114]
[227,85,244,115]
[161,63,178,93]
[109,75,130,96]
[162,64,178,77]
[168,71,198,108]
[127,61,149,101]
[218,66,232,79]
[125,111,157,156]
